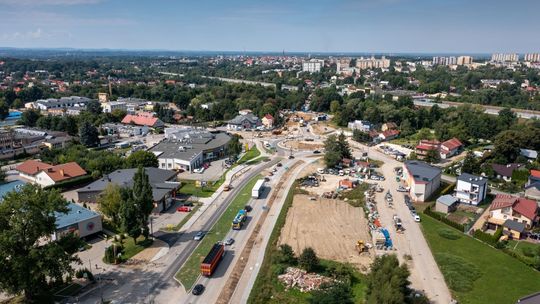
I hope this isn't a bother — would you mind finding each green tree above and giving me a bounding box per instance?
[277,244,297,265]
[0,184,80,302]
[366,255,411,304]
[0,100,9,120]
[330,100,341,114]
[132,167,154,239]
[352,129,371,143]
[98,184,123,223]
[228,134,243,157]
[337,132,352,159]
[493,130,521,163]
[298,247,319,272]
[86,100,103,116]
[126,150,159,168]
[309,282,354,304]
[461,151,480,174]
[425,149,440,163]
[19,109,42,127]
[119,194,141,244]
[79,121,99,147]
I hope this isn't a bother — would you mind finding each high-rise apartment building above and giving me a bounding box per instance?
[457,56,473,65]
[302,59,324,73]
[524,53,540,62]
[491,53,519,62]
[355,56,390,70]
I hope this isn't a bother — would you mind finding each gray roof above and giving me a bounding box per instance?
[55,203,100,229]
[404,160,441,182]
[150,131,231,162]
[437,194,458,206]
[503,219,526,233]
[77,167,179,201]
[457,173,487,186]
[520,148,538,160]
[227,113,260,125]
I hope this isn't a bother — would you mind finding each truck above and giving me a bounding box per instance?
[252,179,265,198]
[393,215,404,232]
[232,209,247,230]
[200,242,225,276]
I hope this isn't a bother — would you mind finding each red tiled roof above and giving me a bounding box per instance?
[441,138,463,151]
[531,170,540,178]
[490,194,517,210]
[41,162,87,182]
[416,144,437,151]
[16,160,53,175]
[382,129,400,138]
[121,113,160,127]
[514,198,538,221]
[263,114,274,120]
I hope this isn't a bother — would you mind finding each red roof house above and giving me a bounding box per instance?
[489,194,538,228]
[440,138,463,159]
[16,160,87,187]
[379,129,400,141]
[121,112,164,128]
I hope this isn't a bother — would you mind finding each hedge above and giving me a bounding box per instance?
[472,228,502,246]
[45,175,94,191]
[423,203,465,232]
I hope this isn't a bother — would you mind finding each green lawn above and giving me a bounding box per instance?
[103,236,153,264]
[175,174,262,289]
[179,178,226,198]
[421,215,540,304]
[246,156,269,165]
[507,240,540,265]
[238,147,261,164]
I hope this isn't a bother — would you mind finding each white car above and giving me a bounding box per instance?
[317,168,325,174]
[412,213,421,222]
[193,168,205,174]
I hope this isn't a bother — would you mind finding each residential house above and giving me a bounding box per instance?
[378,129,400,141]
[402,160,442,202]
[121,112,164,129]
[455,173,488,205]
[381,122,398,132]
[440,138,463,159]
[76,167,180,213]
[525,169,540,200]
[487,194,538,230]
[102,101,127,113]
[226,113,261,131]
[15,160,87,187]
[436,195,459,214]
[347,120,372,132]
[503,219,526,239]
[492,163,524,182]
[415,140,440,160]
[262,114,274,129]
[520,148,538,162]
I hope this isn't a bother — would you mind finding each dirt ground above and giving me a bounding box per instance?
[283,140,324,151]
[310,122,336,136]
[279,194,374,272]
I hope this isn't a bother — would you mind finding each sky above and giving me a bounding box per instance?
[0,0,538,53]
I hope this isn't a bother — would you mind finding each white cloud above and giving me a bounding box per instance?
[0,0,103,5]
[1,28,48,40]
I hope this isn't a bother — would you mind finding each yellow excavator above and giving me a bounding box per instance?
[356,240,367,253]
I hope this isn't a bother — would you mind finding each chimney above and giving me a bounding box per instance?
[60,169,65,176]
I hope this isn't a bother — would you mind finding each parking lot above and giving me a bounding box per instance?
[177,159,228,181]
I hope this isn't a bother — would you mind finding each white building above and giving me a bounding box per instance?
[347,120,372,132]
[102,101,127,113]
[455,173,488,205]
[302,59,324,73]
[403,160,442,202]
[524,53,540,62]
[491,53,519,63]
[35,96,91,111]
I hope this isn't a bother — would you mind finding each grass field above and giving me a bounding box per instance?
[119,237,153,262]
[238,147,261,164]
[175,174,261,289]
[178,179,224,198]
[507,240,540,265]
[421,215,540,304]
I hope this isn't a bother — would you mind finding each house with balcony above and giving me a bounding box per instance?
[525,169,540,200]
[415,139,440,160]
[455,173,488,205]
[487,194,538,231]
[440,137,463,159]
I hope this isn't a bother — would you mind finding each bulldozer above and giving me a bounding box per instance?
[356,240,368,253]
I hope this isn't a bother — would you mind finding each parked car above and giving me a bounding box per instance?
[194,231,205,241]
[288,155,295,159]
[317,168,325,174]
[244,205,253,212]
[193,167,205,174]
[411,212,421,222]
[276,162,283,167]
[313,150,321,154]
[177,206,191,212]
[192,284,205,296]
[225,238,235,245]
[223,184,232,191]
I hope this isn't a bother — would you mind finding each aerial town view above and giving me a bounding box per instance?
[1,1,540,304]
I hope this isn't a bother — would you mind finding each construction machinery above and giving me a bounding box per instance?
[356,240,368,253]
[232,209,247,230]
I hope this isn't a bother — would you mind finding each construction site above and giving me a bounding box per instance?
[278,194,374,272]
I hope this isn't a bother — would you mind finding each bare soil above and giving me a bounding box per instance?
[279,194,373,272]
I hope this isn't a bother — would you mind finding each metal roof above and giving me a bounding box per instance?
[457,173,487,186]
[404,160,441,182]
[437,194,458,206]
[55,203,100,229]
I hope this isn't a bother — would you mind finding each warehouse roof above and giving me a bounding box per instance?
[150,131,231,162]
[404,160,441,183]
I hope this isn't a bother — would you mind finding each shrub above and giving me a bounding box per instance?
[75,268,94,281]
[473,229,499,246]
[299,247,319,272]
[423,204,465,232]
[522,247,535,258]
[437,228,462,240]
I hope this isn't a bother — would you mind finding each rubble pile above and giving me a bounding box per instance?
[277,267,334,292]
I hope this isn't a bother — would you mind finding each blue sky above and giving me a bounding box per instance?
[0,0,538,53]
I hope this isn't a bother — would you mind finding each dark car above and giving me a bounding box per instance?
[276,162,283,167]
[313,150,321,154]
[244,205,253,212]
[192,284,205,295]
[288,155,295,159]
